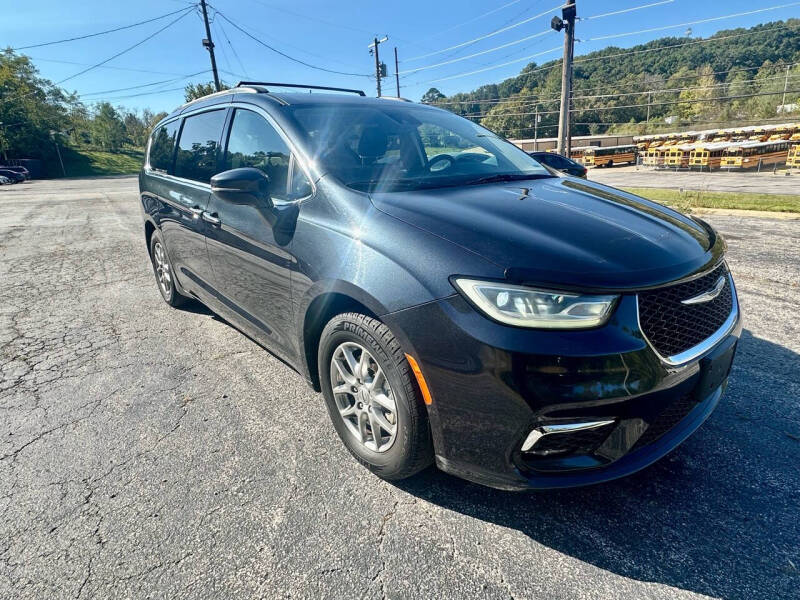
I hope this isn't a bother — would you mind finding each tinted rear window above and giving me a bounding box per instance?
[536,153,572,169]
[149,121,179,173]
[174,110,227,182]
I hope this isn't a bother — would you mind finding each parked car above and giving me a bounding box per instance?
[0,165,30,180]
[0,169,25,183]
[140,83,740,490]
[527,151,587,178]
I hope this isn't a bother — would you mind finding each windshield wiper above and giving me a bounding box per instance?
[465,173,553,186]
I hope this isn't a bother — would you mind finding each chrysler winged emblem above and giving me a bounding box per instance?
[681,276,726,305]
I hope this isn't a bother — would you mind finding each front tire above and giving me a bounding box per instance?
[149,230,187,308]
[318,313,433,480]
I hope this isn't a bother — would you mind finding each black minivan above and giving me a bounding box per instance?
[140,83,740,490]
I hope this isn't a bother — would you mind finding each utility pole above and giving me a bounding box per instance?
[534,108,539,151]
[200,0,221,91]
[394,47,401,97]
[782,64,791,106]
[368,36,388,97]
[50,130,66,177]
[552,1,576,157]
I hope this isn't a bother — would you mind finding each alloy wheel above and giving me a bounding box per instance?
[153,241,172,298]
[329,342,398,453]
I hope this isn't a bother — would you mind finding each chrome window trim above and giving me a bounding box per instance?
[145,169,212,193]
[636,273,739,367]
[144,101,316,204]
[521,420,616,453]
[145,104,231,175]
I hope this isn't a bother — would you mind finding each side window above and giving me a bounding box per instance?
[174,110,227,183]
[225,109,312,201]
[148,121,179,173]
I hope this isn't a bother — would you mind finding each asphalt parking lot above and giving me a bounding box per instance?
[1,176,798,599]
[589,166,800,195]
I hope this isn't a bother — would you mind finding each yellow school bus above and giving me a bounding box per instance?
[642,146,666,167]
[689,142,730,170]
[570,146,589,163]
[787,144,800,168]
[664,144,692,168]
[721,140,790,169]
[582,144,638,167]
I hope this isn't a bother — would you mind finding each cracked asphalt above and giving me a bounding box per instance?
[1,176,798,599]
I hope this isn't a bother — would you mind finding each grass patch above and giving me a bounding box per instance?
[57,146,144,178]
[623,187,800,213]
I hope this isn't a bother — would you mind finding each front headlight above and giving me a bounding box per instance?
[452,278,619,329]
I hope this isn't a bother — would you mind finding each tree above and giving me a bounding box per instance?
[677,65,718,121]
[421,87,446,104]
[90,102,126,152]
[0,49,76,162]
[184,81,229,102]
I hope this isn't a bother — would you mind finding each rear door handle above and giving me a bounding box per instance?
[189,206,204,218]
[202,211,221,226]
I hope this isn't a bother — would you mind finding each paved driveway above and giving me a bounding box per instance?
[1,177,798,599]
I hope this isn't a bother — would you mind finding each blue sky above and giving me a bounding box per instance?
[2,0,799,113]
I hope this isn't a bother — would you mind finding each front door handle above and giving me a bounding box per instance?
[189,206,204,219]
[202,211,221,226]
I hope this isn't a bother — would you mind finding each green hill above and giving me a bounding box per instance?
[426,20,800,139]
[58,147,144,178]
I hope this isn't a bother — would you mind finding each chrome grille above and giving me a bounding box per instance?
[638,263,734,359]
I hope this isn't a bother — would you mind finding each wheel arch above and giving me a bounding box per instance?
[144,219,157,254]
[299,282,389,392]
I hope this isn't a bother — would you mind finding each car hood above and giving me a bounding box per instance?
[369,177,723,291]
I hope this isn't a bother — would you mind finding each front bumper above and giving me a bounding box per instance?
[384,292,741,491]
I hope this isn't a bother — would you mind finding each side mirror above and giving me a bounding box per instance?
[211,168,271,207]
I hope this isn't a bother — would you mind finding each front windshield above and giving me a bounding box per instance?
[289,103,552,192]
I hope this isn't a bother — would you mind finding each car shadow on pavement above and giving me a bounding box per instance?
[395,329,800,600]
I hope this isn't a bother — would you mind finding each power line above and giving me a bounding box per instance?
[56,8,195,85]
[398,30,553,75]
[582,0,674,21]
[442,71,800,110]
[433,60,800,106]
[1,8,195,106]
[210,6,363,72]
[215,16,249,77]
[404,3,563,62]
[586,2,800,42]
[462,88,800,119]
[415,20,797,90]
[26,57,189,77]
[9,6,196,51]
[417,46,562,85]
[212,9,371,77]
[413,0,527,44]
[77,70,211,97]
[83,85,192,103]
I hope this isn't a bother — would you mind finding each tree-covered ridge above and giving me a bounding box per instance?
[424,19,800,139]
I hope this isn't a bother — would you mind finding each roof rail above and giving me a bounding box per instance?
[235,82,366,96]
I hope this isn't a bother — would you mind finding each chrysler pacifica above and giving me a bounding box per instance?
[139,83,740,490]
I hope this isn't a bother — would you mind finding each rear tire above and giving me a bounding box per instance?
[149,230,188,308]
[318,312,433,480]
